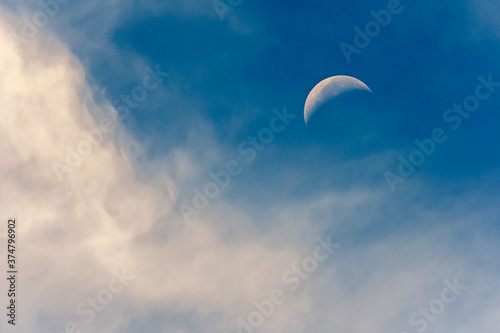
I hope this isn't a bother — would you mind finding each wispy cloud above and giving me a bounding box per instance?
[0,3,499,333]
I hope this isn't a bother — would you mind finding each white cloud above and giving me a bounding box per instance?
[0,7,499,333]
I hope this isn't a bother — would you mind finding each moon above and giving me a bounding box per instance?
[304,75,372,125]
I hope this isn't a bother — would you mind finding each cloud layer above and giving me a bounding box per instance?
[0,3,499,333]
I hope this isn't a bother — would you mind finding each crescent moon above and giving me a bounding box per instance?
[304,75,372,125]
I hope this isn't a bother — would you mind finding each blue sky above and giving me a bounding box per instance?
[69,0,500,189]
[0,0,500,332]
